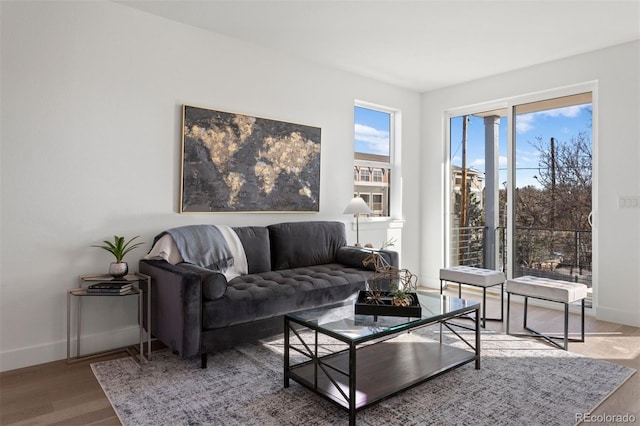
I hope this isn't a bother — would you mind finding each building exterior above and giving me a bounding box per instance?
[353,152,390,216]
[451,164,484,204]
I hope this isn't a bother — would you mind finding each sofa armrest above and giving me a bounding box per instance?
[139,259,206,359]
[177,263,228,300]
[336,246,399,270]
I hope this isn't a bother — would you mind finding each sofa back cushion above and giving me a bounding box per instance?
[232,226,271,274]
[267,221,347,270]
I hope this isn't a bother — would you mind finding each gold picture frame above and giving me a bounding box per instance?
[180,105,321,213]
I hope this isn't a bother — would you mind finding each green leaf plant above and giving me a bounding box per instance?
[91,235,144,263]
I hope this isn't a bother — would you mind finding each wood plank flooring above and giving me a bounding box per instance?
[1,351,123,425]
[1,288,638,425]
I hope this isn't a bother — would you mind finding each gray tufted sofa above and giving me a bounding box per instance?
[139,221,398,368]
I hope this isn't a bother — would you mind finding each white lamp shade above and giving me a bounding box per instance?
[343,197,372,215]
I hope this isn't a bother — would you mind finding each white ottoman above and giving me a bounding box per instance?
[506,276,587,350]
[439,266,506,327]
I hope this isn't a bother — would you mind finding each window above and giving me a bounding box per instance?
[353,104,393,217]
[372,193,384,214]
[354,192,385,216]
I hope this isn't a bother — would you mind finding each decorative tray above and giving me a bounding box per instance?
[354,290,422,318]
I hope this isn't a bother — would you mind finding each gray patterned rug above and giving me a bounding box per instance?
[91,328,635,426]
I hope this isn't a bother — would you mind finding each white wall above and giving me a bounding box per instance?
[421,41,640,327]
[0,1,422,371]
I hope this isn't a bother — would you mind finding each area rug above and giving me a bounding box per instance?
[91,328,635,426]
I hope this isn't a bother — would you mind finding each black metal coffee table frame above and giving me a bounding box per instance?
[284,292,480,425]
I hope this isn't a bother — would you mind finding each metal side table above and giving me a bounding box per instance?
[66,272,151,364]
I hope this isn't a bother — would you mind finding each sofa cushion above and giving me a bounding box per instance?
[202,264,371,329]
[232,226,271,274]
[267,221,347,270]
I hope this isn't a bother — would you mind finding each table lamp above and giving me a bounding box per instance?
[343,197,372,247]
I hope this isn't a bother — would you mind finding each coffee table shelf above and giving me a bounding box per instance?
[288,336,476,409]
[284,292,480,425]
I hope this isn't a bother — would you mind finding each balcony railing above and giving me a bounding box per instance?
[450,226,592,287]
[450,226,485,267]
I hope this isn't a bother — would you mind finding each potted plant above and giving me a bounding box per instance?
[358,251,421,317]
[389,275,418,307]
[92,235,144,278]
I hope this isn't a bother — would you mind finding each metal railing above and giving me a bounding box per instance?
[450,225,592,287]
[450,226,485,268]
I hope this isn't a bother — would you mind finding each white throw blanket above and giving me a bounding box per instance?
[213,226,248,281]
[144,225,248,281]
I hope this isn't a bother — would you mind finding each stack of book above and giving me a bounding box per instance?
[87,281,133,294]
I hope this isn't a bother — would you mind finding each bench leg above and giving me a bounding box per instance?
[581,299,585,342]
[506,292,511,334]
[511,296,586,351]
[444,280,505,328]
[499,282,504,322]
[482,288,487,328]
[439,280,443,340]
[561,299,585,348]
[564,302,569,350]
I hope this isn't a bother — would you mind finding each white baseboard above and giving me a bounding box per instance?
[0,325,141,372]
[594,305,640,328]
[418,276,440,289]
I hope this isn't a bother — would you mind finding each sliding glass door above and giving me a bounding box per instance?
[448,91,593,292]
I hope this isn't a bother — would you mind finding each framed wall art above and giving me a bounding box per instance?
[180,105,321,213]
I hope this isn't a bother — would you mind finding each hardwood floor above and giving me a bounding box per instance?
[0,352,124,425]
[1,289,638,425]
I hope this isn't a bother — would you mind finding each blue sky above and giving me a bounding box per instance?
[354,106,390,156]
[353,103,592,188]
[451,103,592,188]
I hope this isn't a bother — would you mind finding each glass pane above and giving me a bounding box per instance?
[372,193,383,213]
[287,292,478,343]
[354,107,390,157]
[354,105,392,217]
[513,93,592,287]
[449,111,507,268]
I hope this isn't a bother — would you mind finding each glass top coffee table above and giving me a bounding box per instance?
[284,291,480,425]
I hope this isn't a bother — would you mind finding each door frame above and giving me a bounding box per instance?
[444,81,598,308]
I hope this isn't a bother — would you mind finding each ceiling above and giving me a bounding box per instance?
[117,0,640,92]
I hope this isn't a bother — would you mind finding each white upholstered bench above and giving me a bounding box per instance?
[506,276,587,350]
[439,266,506,327]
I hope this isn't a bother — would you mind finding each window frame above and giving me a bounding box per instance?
[443,82,597,285]
[353,101,399,219]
